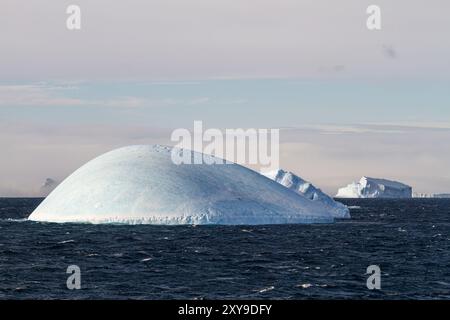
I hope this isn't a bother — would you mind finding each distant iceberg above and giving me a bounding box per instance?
[39,178,59,197]
[261,169,350,219]
[336,176,412,199]
[28,145,338,225]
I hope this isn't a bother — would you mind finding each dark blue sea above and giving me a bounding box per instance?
[1,198,450,300]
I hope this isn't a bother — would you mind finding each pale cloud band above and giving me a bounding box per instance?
[1,120,449,197]
[0,84,243,108]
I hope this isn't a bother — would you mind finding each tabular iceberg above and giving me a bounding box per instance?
[261,169,350,219]
[28,145,337,225]
[336,176,412,199]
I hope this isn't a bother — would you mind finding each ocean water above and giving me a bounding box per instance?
[1,198,450,300]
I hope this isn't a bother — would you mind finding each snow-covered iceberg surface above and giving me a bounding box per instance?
[28,145,337,225]
[261,169,350,219]
[336,176,412,199]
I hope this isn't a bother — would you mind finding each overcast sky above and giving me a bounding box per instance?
[2,0,450,80]
[1,1,449,196]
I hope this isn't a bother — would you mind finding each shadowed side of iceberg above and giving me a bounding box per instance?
[28,145,335,225]
[261,169,350,219]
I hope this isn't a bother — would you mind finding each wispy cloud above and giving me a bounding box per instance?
[140,81,202,86]
[0,84,234,108]
[281,124,405,135]
[0,84,148,107]
[318,65,346,74]
[361,122,450,130]
[1,120,450,196]
[382,45,397,59]
[0,84,84,106]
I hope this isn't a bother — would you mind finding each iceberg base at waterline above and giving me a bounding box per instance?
[29,145,339,225]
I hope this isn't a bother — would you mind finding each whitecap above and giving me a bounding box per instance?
[57,239,75,244]
[141,257,152,262]
[258,286,275,293]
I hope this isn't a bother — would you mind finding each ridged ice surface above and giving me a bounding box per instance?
[28,145,335,225]
[262,169,350,219]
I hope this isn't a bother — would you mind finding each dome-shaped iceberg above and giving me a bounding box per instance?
[28,145,335,225]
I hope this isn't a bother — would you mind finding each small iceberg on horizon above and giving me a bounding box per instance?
[336,176,412,199]
[28,145,338,225]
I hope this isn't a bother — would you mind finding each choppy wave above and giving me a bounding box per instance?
[1,198,450,299]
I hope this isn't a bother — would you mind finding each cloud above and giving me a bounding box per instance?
[0,84,148,107]
[1,1,449,80]
[318,65,346,74]
[142,81,202,86]
[281,124,405,135]
[382,45,397,59]
[1,121,449,196]
[0,84,228,108]
[0,85,84,106]
[187,97,210,105]
[361,121,450,130]
[40,178,59,196]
